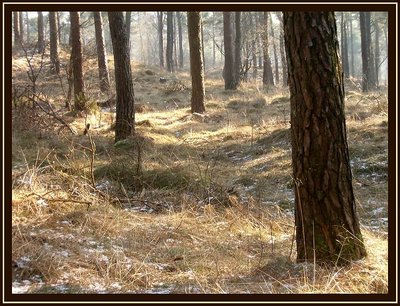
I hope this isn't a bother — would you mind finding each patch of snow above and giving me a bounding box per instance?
[58,250,70,257]
[12,281,32,294]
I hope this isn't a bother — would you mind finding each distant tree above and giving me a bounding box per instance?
[234,12,241,87]
[177,12,184,69]
[166,12,174,72]
[108,12,135,142]
[49,12,60,74]
[57,12,61,44]
[340,12,350,78]
[13,12,20,47]
[349,13,355,77]
[223,12,236,90]
[93,12,110,92]
[187,11,205,114]
[25,12,30,43]
[269,12,279,84]
[19,12,24,44]
[284,12,366,263]
[70,12,85,110]
[157,11,164,69]
[37,12,45,53]
[360,12,376,91]
[262,12,274,87]
[373,13,381,86]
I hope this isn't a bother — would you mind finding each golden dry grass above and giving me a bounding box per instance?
[11,51,388,294]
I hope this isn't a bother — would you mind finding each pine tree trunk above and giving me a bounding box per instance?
[157,12,164,69]
[360,12,376,92]
[37,12,44,53]
[234,12,241,87]
[374,14,380,87]
[283,12,366,263]
[13,12,20,47]
[57,12,61,44]
[177,12,184,69]
[269,13,279,85]
[341,13,350,78]
[262,12,274,87]
[70,12,85,110]
[223,12,236,90]
[188,12,206,114]
[166,12,174,72]
[349,13,354,78]
[19,12,24,44]
[93,12,110,92]
[108,12,135,142]
[277,13,288,85]
[126,12,131,51]
[49,12,60,74]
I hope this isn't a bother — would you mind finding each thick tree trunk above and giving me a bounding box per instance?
[234,12,242,87]
[177,12,184,69]
[126,12,132,51]
[166,12,174,72]
[70,12,85,110]
[157,12,164,69]
[93,12,110,92]
[283,12,366,264]
[49,12,60,74]
[262,12,274,87]
[187,12,206,114]
[223,12,236,90]
[13,12,20,47]
[360,12,376,92]
[108,12,135,142]
[37,12,44,53]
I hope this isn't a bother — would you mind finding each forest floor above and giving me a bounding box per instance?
[11,50,389,294]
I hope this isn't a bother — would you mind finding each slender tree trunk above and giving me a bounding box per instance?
[157,12,164,69]
[276,13,288,85]
[341,13,350,78]
[187,12,205,114]
[19,12,24,44]
[374,14,380,87]
[166,12,174,72]
[57,12,61,44]
[262,12,274,87]
[177,12,184,69]
[49,12,60,74]
[283,12,366,263]
[349,13,354,78]
[108,12,135,142]
[13,12,20,47]
[70,12,85,110]
[223,12,236,90]
[250,13,258,80]
[37,12,44,53]
[212,12,216,68]
[234,12,242,87]
[360,12,376,92]
[94,12,110,92]
[26,12,30,43]
[269,13,279,84]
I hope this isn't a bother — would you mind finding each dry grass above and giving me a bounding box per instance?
[11,50,388,294]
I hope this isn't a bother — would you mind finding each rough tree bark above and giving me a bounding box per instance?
[126,12,132,51]
[283,12,367,264]
[223,12,236,90]
[93,12,110,92]
[37,12,44,53]
[108,12,135,142]
[70,12,85,110]
[187,12,206,114]
[262,12,274,87]
[49,12,60,74]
